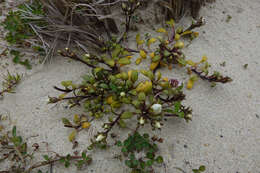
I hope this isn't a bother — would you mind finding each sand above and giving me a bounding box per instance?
[0,0,260,172]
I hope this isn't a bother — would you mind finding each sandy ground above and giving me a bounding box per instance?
[0,0,260,172]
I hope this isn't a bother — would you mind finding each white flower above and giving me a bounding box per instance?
[154,121,161,129]
[139,117,145,125]
[103,124,109,129]
[96,134,105,142]
[84,53,90,58]
[120,92,126,97]
[151,104,162,114]
[187,114,192,120]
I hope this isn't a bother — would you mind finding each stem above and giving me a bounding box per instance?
[191,68,232,83]
[25,155,82,173]
[59,50,97,69]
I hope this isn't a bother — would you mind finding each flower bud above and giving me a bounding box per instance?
[154,121,161,129]
[120,92,126,97]
[186,114,192,120]
[121,3,127,10]
[139,117,145,125]
[151,104,162,114]
[96,134,105,142]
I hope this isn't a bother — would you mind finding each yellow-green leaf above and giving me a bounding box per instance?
[105,59,115,67]
[136,33,144,46]
[181,30,193,36]
[156,28,167,33]
[186,79,194,90]
[69,130,77,142]
[140,50,147,59]
[147,38,157,47]
[118,57,131,65]
[73,114,80,124]
[121,111,133,119]
[150,62,159,70]
[166,19,175,27]
[135,58,142,65]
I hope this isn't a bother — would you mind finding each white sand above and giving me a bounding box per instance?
[0,0,260,172]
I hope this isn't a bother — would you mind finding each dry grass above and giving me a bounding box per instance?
[157,0,215,21]
[20,0,122,62]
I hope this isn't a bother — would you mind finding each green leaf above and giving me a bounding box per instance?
[152,55,161,62]
[116,141,122,147]
[143,133,149,139]
[118,57,131,65]
[164,109,175,113]
[199,165,206,172]
[163,50,171,57]
[131,70,138,82]
[192,169,199,173]
[19,59,32,69]
[99,83,109,89]
[13,56,20,63]
[125,160,132,168]
[155,156,164,164]
[138,92,146,101]
[61,81,72,88]
[121,147,128,153]
[140,161,146,169]
[174,101,181,112]
[146,152,154,159]
[177,58,187,66]
[121,111,133,119]
[82,152,87,160]
[12,126,17,137]
[146,160,153,167]
[178,112,185,118]
[118,119,127,128]
[112,44,121,58]
[43,155,49,161]
[64,160,70,168]
[12,136,22,146]
[62,118,71,126]
[105,59,115,67]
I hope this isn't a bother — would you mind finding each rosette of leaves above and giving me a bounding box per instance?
[116,132,164,173]
[156,0,215,21]
[135,18,232,89]
[0,71,21,97]
[0,126,92,172]
[2,0,45,45]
